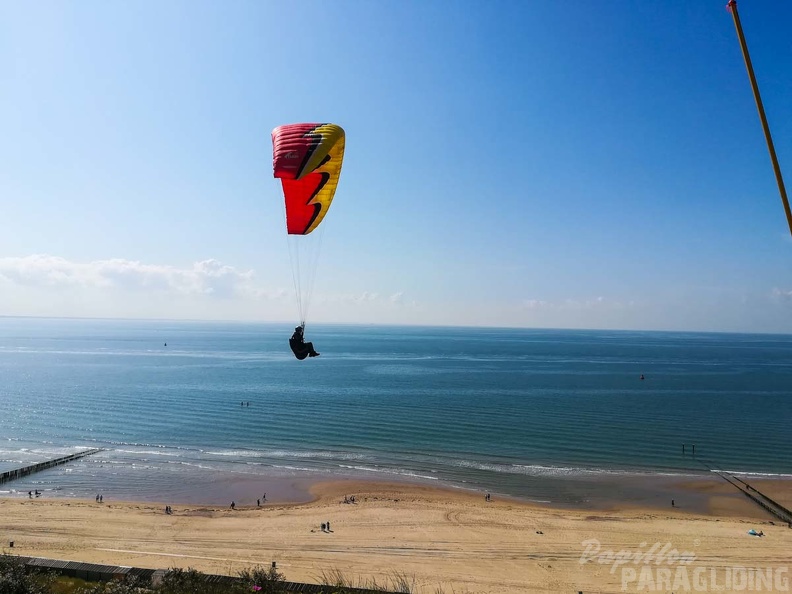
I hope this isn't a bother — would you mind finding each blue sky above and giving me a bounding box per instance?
[1,1,791,332]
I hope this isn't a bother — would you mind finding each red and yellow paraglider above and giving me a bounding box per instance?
[272,123,345,235]
[272,123,345,358]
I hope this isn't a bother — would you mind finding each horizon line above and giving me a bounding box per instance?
[1,315,791,337]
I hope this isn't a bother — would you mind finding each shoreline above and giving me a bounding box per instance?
[5,462,791,516]
[2,478,790,594]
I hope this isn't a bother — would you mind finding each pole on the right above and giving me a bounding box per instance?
[727,0,792,237]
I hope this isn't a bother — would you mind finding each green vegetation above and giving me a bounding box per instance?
[50,576,91,594]
[0,554,432,594]
[0,554,57,594]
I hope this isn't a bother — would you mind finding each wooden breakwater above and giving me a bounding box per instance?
[696,457,792,525]
[729,474,792,524]
[0,449,103,485]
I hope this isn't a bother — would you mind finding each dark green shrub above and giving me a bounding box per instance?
[0,554,57,594]
[157,567,243,594]
[76,575,147,594]
[236,565,286,594]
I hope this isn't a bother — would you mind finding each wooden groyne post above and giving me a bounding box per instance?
[0,448,103,485]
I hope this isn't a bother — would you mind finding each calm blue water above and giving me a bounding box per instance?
[1,318,790,505]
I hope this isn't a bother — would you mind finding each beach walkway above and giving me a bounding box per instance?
[0,449,103,485]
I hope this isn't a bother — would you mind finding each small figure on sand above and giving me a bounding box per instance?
[671,499,675,507]
[230,501,236,510]
[485,493,491,502]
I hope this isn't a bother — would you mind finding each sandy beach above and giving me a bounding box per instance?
[2,478,790,594]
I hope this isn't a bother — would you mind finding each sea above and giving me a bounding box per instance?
[1,317,790,508]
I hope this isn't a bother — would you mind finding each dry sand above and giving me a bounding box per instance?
[1,480,790,594]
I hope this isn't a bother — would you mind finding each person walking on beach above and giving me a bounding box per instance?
[257,499,261,507]
[230,501,236,510]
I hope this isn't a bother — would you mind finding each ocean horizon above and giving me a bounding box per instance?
[2,317,790,507]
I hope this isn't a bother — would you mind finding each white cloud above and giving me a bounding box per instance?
[0,255,264,298]
[354,291,380,303]
[522,299,550,310]
[520,296,630,311]
[317,291,414,306]
[0,255,416,323]
[771,288,792,302]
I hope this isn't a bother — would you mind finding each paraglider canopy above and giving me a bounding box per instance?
[272,123,345,235]
[271,122,345,335]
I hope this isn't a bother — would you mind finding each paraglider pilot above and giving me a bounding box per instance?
[289,324,320,360]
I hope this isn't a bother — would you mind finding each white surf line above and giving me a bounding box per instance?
[96,548,289,566]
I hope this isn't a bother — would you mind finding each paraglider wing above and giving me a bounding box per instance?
[272,123,345,235]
